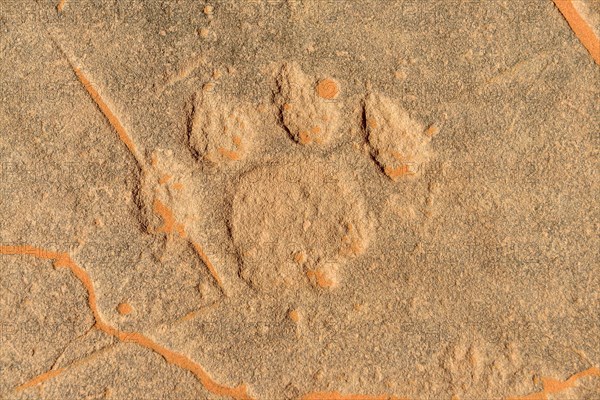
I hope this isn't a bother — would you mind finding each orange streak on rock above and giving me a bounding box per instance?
[16,343,117,392]
[16,368,65,391]
[506,367,600,400]
[190,240,225,293]
[176,302,219,324]
[507,393,547,400]
[153,199,186,238]
[0,245,59,260]
[553,0,600,64]
[115,331,250,399]
[1,245,250,399]
[306,269,334,288]
[71,66,146,168]
[301,392,405,400]
[384,165,415,180]
[56,0,67,13]
[217,147,242,161]
[51,37,147,173]
[542,366,600,393]
[159,174,172,185]
[424,125,439,137]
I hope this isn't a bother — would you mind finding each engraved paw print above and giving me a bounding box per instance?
[143,62,435,294]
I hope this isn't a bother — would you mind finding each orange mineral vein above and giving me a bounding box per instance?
[301,392,405,400]
[71,66,146,168]
[0,245,250,400]
[507,366,600,400]
[17,368,65,391]
[6,247,598,400]
[553,0,600,64]
[17,343,118,391]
